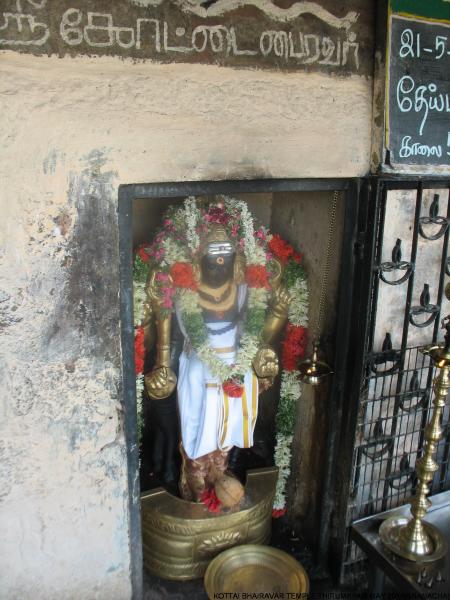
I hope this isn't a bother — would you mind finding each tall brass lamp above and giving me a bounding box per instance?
[379,284,450,562]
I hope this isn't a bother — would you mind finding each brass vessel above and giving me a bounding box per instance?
[204,544,309,599]
[141,466,278,580]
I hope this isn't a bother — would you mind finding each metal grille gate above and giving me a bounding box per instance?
[340,179,450,584]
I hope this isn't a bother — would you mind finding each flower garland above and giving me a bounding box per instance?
[132,197,309,511]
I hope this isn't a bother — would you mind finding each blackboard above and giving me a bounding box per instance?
[387,14,450,167]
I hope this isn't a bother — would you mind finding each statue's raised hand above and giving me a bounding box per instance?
[145,366,177,400]
[272,285,293,315]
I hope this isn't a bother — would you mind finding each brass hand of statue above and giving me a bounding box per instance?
[145,366,177,400]
[272,285,293,316]
[252,346,279,379]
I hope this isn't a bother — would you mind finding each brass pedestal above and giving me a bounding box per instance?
[141,466,278,580]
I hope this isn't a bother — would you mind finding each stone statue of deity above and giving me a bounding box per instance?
[142,198,303,506]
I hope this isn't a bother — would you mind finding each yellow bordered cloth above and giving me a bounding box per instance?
[218,374,258,451]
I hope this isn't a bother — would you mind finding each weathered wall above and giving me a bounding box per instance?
[0,26,372,599]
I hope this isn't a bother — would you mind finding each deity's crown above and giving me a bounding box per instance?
[202,223,235,256]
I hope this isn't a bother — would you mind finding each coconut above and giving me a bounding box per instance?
[214,474,245,508]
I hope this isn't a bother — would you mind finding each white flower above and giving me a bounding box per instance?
[184,197,201,253]
[273,433,294,509]
[234,333,260,376]
[136,374,144,398]
[136,374,145,441]
[178,289,202,314]
[162,237,188,266]
[280,371,302,402]
[288,276,309,327]
[251,243,267,266]
[133,281,147,326]
[248,288,269,310]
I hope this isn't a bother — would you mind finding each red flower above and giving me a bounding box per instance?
[134,326,145,374]
[272,508,287,518]
[170,263,197,290]
[223,380,244,398]
[205,206,230,225]
[200,488,222,513]
[281,324,308,372]
[268,235,300,265]
[137,245,151,263]
[245,265,269,289]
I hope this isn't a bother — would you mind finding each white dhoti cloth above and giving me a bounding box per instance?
[176,288,259,460]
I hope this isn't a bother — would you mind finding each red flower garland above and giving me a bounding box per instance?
[281,324,308,372]
[170,262,198,290]
[223,380,244,398]
[268,235,302,264]
[137,245,151,263]
[205,205,230,225]
[134,326,145,374]
[245,265,269,289]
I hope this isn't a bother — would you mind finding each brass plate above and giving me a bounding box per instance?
[204,544,309,598]
[379,517,447,563]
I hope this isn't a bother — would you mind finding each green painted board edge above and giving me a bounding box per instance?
[390,0,450,22]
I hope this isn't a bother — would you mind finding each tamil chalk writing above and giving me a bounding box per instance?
[57,9,360,69]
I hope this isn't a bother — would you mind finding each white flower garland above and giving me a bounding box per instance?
[273,433,294,510]
[178,287,264,382]
[273,276,309,509]
[184,196,201,253]
[162,237,188,266]
[288,276,309,327]
[134,281,147,323]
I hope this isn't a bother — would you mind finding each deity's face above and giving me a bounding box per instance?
[200,245,235,288]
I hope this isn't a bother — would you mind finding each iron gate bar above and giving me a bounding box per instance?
[380,183,423,511]
[331,175,450,587]
[415,190,450,483]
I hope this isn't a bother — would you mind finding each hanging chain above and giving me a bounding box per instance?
[314,190,339,339]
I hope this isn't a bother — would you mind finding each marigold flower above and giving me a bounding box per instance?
[137,246,151,263]
[134,326,145,374]
[281,324,308,371]
[245,265,269,289]
[268,234,300,265]
[170,262,197,290]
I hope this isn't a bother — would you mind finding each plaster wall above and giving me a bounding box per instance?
[0,50,372,599]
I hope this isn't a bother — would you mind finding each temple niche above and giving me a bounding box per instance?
[132,190,345,578]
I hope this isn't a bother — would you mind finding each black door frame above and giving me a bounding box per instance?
[118,177,361,598]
